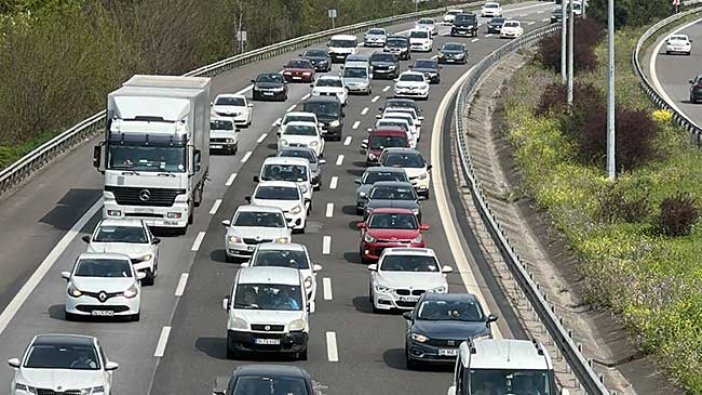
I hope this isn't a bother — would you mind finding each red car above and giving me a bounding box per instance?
[283,59,316,82]
[357,208,429,264]
[362,128,410,166]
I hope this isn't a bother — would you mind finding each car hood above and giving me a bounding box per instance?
[234,310,306,327]
[668,39,689,45]
[412,319,490,339]
[213,105,244,116]
[16,369,106,390]
[395,81,426,89]
[366,227,420,240]
[329,47,355,53]
[255,82,284,89]
[366,199,419,211]
[409,38,431,44]
[211,130,237,139]
[228,226,288,239]
[371,61,396,67]
[304,56,327,62]
[313,87,344,95]
[366,34,386,39]
[376,271,446,289]
[281,135,318,145]
[86,243,150,258]
[252,199,302,212]
[403,167,426,177]
[441,49,465,55]
[343,77,369,84]
[414,67,437,75]
[71,276,135,293]
[284,67,312,73]
[502,26,520,32]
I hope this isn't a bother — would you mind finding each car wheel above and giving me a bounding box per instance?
[131,312,140,322]
[406,346,418,370]
[143,270,155,286]
[666,50,670,55]
[65,312,78,321]
[298,348,308,361]
[226,334,240,359]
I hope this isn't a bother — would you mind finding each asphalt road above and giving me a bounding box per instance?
[0,3,555,394]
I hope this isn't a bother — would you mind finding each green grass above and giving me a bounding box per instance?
[504,28,702,392]
[0,130,58,170]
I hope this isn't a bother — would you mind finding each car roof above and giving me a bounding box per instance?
[330,34,357,40]
[385,98,418,106]
[399,71,425,77]
[370,127,407,134]
[215,93,246,100]
[364,166,406,174]
[420,292,478,302]
[257,180,300,188]
[285,111,316,118]
[237,266,302,285]
[369,207,415,215]
[317,75,342,81]
[97,218,145,228]
[460,339,553,370]
[383,147,420,154]
[383,247,436,257]
[304,95,340,103]
[344,62,369,68]
[263,156,311,166]
[372,181,414,188]
[77,252,131,261]
[235,205,285,214]
[255,242,307,252]
[211,116,235,124]
[233,364,310,378]
[33,334,96,347]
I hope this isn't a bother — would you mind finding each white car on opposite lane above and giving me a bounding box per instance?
[481,2,503,17]
[211,93,253,127]
[394,71,430,100]
[415,18,438,36]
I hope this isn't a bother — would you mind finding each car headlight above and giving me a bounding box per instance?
[428,286,447,293]
[468,25,474,29]
[290,205,302,214]
[368,153,377,160]
[67,284,82,298]
[280,139,289,146]
[15,383,37,393]
[412,234,422,243]
[359,191,367,197]
[375,284,394,293]
[228,235,242,244]
[137,253,153,262]
[330,120,340,127]
[226,138,235,143]
[418,172,429,180]
[288,318,306,331]
[304,276,313,289]
[275,237,289,243]
[123,284,138,299]
[230,316,248,330]
[310,141,319,147]
[388,65,396,70]
[272,86,285,92]
[410,333,430,343]
[364,234,376,243]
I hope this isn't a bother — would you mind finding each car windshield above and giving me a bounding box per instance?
[410,30,429,39]
[386,108,417,119]
[284,124,317,136]
[284,115,315,124]
[215,97,245,106]
[456,14,476,23]
[74,259,133,278]
[670,35,688,41]
[387,38,407,47]
[491,17,505,23]
[371,53,395,62]
[369,135,407,149]
[303,102,339,117]
[329,39,355,47]
[468,369,554,395]
[443,44,464,51]
[485,3,499,8]
[257,74,284,83]
[280,149,317,164]
[261,164,308,182]
[304,49,327,57]
[418,19,433,25]
[399,74,424,82]
[378,121,409,131]
[253,250,310,269]
[383,152,424,168]
[234,284,303,311]
[417,300,485,321]
[286,60,311,68]
[255,186,300,200]
[231,376,309,395]
[233,211,285,227]
[504,21,519,27]
[24,344,100,370]
[368,28,385,35]
[211,120,235,131]
[380,255,439,272]
[316,78,343,88]
[93,225,148,243]
[414,60,437,69]
[368,213,418,229]
[363,171,408,184]
[370,185,416,200]
[347,56,368,63]
[344,67,368,79]
[108,145,186,172]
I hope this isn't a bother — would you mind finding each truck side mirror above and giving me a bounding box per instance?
[193,150,202,172]
[93,144,105,173]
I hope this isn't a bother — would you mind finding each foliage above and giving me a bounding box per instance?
[595,182,652,224]
[658,192,699,237]
[586,0,680,28]
[535,18,604,73]
[652,109,673,124]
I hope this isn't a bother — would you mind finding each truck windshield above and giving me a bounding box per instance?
[467,369,554,395]
[108,145,186,172]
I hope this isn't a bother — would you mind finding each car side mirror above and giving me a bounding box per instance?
[356,222,366,229]
[61,271,71,280]
[354,178,362,185]
[105,361,119,371]
[152,237,161,245]
[375,114,382,119]
[426,164,433,170]
[250,79,256,83]
[418,116,425,120]
[213,391,226,395]
[253,175,260,183]
[248,103,254,107]
[487,314,499,323]
[690,79,695,84]
[367,264,378,271]
[222,297,230,311]
[274,119,282,126]
[309,83,314,88]
[137,272,147,281]
[442,266,454,274]
[420,224,430,231]
[244,196,252,203]
[402,311,413,320]
[7,358,20,368]
[81,235,91,243]
[319,158,327,164]
[313,264,323,272]
[221,220,231,227]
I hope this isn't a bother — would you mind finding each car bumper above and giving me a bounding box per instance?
[311,62,329,71]
[254,89,286,100]
[209,141,238,151]
[372,68,398,78]
[65,295,140,317]
[225,241,260,259]
[406,340,461,363]
[394,89,429,99]
[284,74,314,82]
[410,44,432,52]
[103,201,189,228]
[284,212,306,230]
[321,123,342,138]
[346,84,371,93]
[330,52,352,62]
[227,330,308,354]
[439,55,466,63]
[451,28,475,36]
[365,39,386,46]
[501,32,519,38]
[361,240,426,261]
[666,45,691,53]
[372,288,424,310]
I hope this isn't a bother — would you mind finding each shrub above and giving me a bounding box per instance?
[536,18,604,73]
[658,192,699,237]
[652,109,673,124]
[595,184,651,223]
[536,81,604,119]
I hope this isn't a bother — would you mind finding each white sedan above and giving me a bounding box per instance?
[666,34,692,55]
[415,18,438,36]
[311,76,348,106]
[62,252,144,321]
[443,9,462,24]
[211,93,253,127]
[394,71,430,100]
[500,20,524,39]
[278,121,325,157]
[221,205,291,261]
[481,2,503,17]
[247,181,310,232]
[368,248,453,312]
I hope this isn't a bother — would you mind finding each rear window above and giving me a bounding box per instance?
[215,96,245,106]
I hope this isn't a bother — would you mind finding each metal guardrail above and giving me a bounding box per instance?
[453,24,611,394]
[0,0,490,198]
[633,6,702,144]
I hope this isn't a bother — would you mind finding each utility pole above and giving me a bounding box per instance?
[561,0,567,83]
[567,0,574,106]
[606,0,616,180]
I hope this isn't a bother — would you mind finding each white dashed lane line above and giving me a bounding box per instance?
[326,331,339,362]
[485,34,493,38]
[361,107,369,115]
[322,236,332,255]
[174,273,189,297]
[301,93,310,100]
[335,155,344,166]
[344,136,352,146]
[209,199,222,215]
[537,10,545,14]
[528,21,536,25]
[154,326,172,357]
[382,86,390,92]
[225,172,237,186]
[371,95,380,103]
[325,203,334,218]
[256,133,268,144]
[472,38,480,43]
[352,121,360,130]
[323,277,333,300]
[241,151,252,163]
[330,176,338,190]
[191,232,206,252]
[286,104,296,112]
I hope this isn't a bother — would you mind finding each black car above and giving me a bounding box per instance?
[299,48,331,72]
[302,96,344,141]
[451,12,478,37]
[251,73,287,101]
[487,17,506,33]
[403,293,498,369]
[379,98,422,115]
[363,181,421,222]
[370,52,400,79]
[551,5,564,23]
[689,75,702,103]
[384,36,411,60]
[410,59,441,84]
[438,42,468,65]
[213,365,315,395]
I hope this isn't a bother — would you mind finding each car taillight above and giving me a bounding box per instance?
[696,83,702,89]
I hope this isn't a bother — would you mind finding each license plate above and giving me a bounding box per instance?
[254,338,281,345]
[439,349,458,356]
[134,207,153,214]
[399,296,419,302]
[263,92,274,96]
[210,145,223,149]
[247,246,255,251]
[91,310,114,316]
[292,76,302,80]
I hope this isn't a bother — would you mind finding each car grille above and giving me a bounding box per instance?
[426,338,463,347]
[106,186,184,207]
[81,290,123,301]
[396,301,418,308]
[210,138,229,143]
[396,289,425,296]
[76,305,131,313]
[37,389,82,395]
[243,238,273,245]
[251,324,285,332]
[320,92,335,96]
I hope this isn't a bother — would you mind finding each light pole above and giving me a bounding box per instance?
[606,0,616,180]
[561,0,567,83]
[567,0,574,106]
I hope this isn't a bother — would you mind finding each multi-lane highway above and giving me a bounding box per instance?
[0,2,555,393]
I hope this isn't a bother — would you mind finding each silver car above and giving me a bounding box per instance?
[354,167,409,214]
[342,62,372,95]
[278,146,326,190]
[364,27,388,47]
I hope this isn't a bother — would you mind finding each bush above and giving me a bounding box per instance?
[596,184,651,223]
[536,18,604,73]
[587,0,678,28]
[658,192,699,237]
[537,81,604,122]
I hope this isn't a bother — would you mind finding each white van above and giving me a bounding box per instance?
[222,266,310,360]
[328,34,358,63]
[254,157,313,203]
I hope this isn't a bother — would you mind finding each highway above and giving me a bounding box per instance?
[0,2,555,393]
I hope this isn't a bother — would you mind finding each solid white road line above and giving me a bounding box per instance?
[352,121,361,130]
[382,86,390,92]
[325,203,334,218]
[322,236,331,255]
[344,136,352,146]
[226,172,238,186]
[371,95,380,103]
[174,273,189,297]
[326,331,339,362]
[431,64,503,340]
[0,199,102,335]
[256,133,268,144]
[330,176,339,190]
[209,199,222,215]
[241,151,252,163]
[486,34,493,38]
[286,104,296,112]
[154,326,172,357]
[301,93,311,100]
[472,38,480,42]
[335,155,344,166]
[191,232,206,252]
[323,277,333,300]
[235,85,253,95]
[361,107,369,115]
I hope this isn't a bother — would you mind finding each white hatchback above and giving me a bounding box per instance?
[311,76,349,105]
[666,34,692,55]
[409,29,433,52]
[278,121,325,157]
[500,20,524,38]
[380,147,432,199]
[222,205,291,261]
[481,2,503,17]
[247,181,310,232]
[211,93,253,127]
[394,71,430,100]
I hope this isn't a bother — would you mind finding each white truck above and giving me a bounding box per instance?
[93,75,211,233]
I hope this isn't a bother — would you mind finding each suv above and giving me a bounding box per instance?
[385,36,411,60]
[451,13,479,37]
[362,128,410,166]
[302,96,345,141]
[222,267,310,360]
[370,52,400,79]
